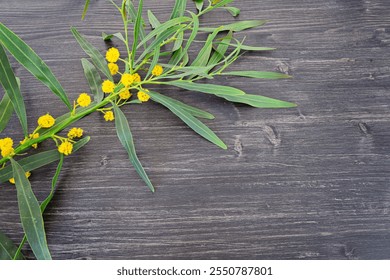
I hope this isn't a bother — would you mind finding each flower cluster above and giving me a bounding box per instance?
[0,137,14,158]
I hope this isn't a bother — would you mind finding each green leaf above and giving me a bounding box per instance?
[0,137,90,184]
[112,103,155,192]
[147,10,161,29]
[211,0,234,9]
[170,0,187,19]
[220,94,297,108]
[132,0,144,64]
[167,80,246,96]
[221,71,291,79]
[11,159,52,260]
[149,91,227,149]
[145,45,160,79]
[208,31,233,66]
[173,31,184,52]
[70,27,113,81]
[81,59,104,102]
[223,6,240,16]
[137,16,191,49]
[148,91,214,119]
[194,0,203,12]
[126,0,146,43]
[161,65,213,79]
[200,20,267,32]
[191,27,221,68]
[0,92,13,133]
[0,231,23,260]
[0,22,71,110]
[81,0,91,20]
[0,44,27,135]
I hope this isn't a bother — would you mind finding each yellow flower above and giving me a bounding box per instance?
[152,65,163,76]
[9,171,31,185]
[108,63,119,75]
[104,111,115,122]
[38,114,55,128]
[30,133,39,149]
[106,47,120,63]
[137,90,150,102]
[121,73,134,87]
[0,137,13,149]
[1,146,14,158]
[119,90,132,100]
[77,93,92,107]
[102,80,115,93]
[67,128,83,139]
[58,141,73,156]
[132,73,141,83]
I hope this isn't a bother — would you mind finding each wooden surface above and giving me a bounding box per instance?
[0,0,389,260]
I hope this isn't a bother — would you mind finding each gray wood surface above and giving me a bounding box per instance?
[0,0,389,259]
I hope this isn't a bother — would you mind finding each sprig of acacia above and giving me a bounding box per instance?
[0,0,295,260]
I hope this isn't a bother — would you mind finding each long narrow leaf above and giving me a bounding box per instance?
[145,46,160,79]
[221,71,291,79]
[71,27,112,80]
[208,31,233,66]
[11,159,52,260]
[191,28,221,68]
[200,20,266,32]
[0,231,23,260]
[167,80,246,96]
[0,22,71,110]
[147,10,161,29]
[112,103,155,192]
[0,92,13,133]
[0,137,90,184]
[81,0,91,20]
[149,91,227,149]
[147,91,214,119]
[131,0,144,64]
[170,0,187,19]
[81,59,104,102]
[0,45,27,135]
[219,93,297,108]
[126,0,146,43]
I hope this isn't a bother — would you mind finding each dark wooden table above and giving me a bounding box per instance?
[0,0,389,259]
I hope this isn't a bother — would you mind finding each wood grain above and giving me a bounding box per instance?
[0,0,389,259]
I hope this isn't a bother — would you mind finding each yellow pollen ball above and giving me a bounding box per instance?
[77,93,92,107]
[152,65,163,76]
[37,114,55,128]
[104,111,115,122]
[68,128,83,139]
[106,47,120,63]
[119,90,132,100]
[0,137,13,149]
[58,141,73,156]
[102,80,115,93]
[132,73,141,83]
[9,171,31,185]
[1,146,14,158]
[137,91,150,102]
[108,63,119,75]
[121,73,134,87]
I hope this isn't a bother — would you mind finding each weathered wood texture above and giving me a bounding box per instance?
[0,0,389,259]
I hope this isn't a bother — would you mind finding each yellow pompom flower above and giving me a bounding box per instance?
[119,90,132,100]
[152,65,163,76]
[104,111,115,122]
[1,146,14,158]
[108,63,119,75]
[9,171,31,184]
[102,80,115,93]
[67,128,83,139]
[106,47,120,63]
[0,137,13,149]
[121,73,134,87]
[132,73,141,83]
[77,93,92,107]
[137,90,150,102]
[30,133,39,149]
[38,114,55,128]
[58,141,73,156]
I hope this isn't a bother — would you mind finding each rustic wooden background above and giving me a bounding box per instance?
[0,0,389,260]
